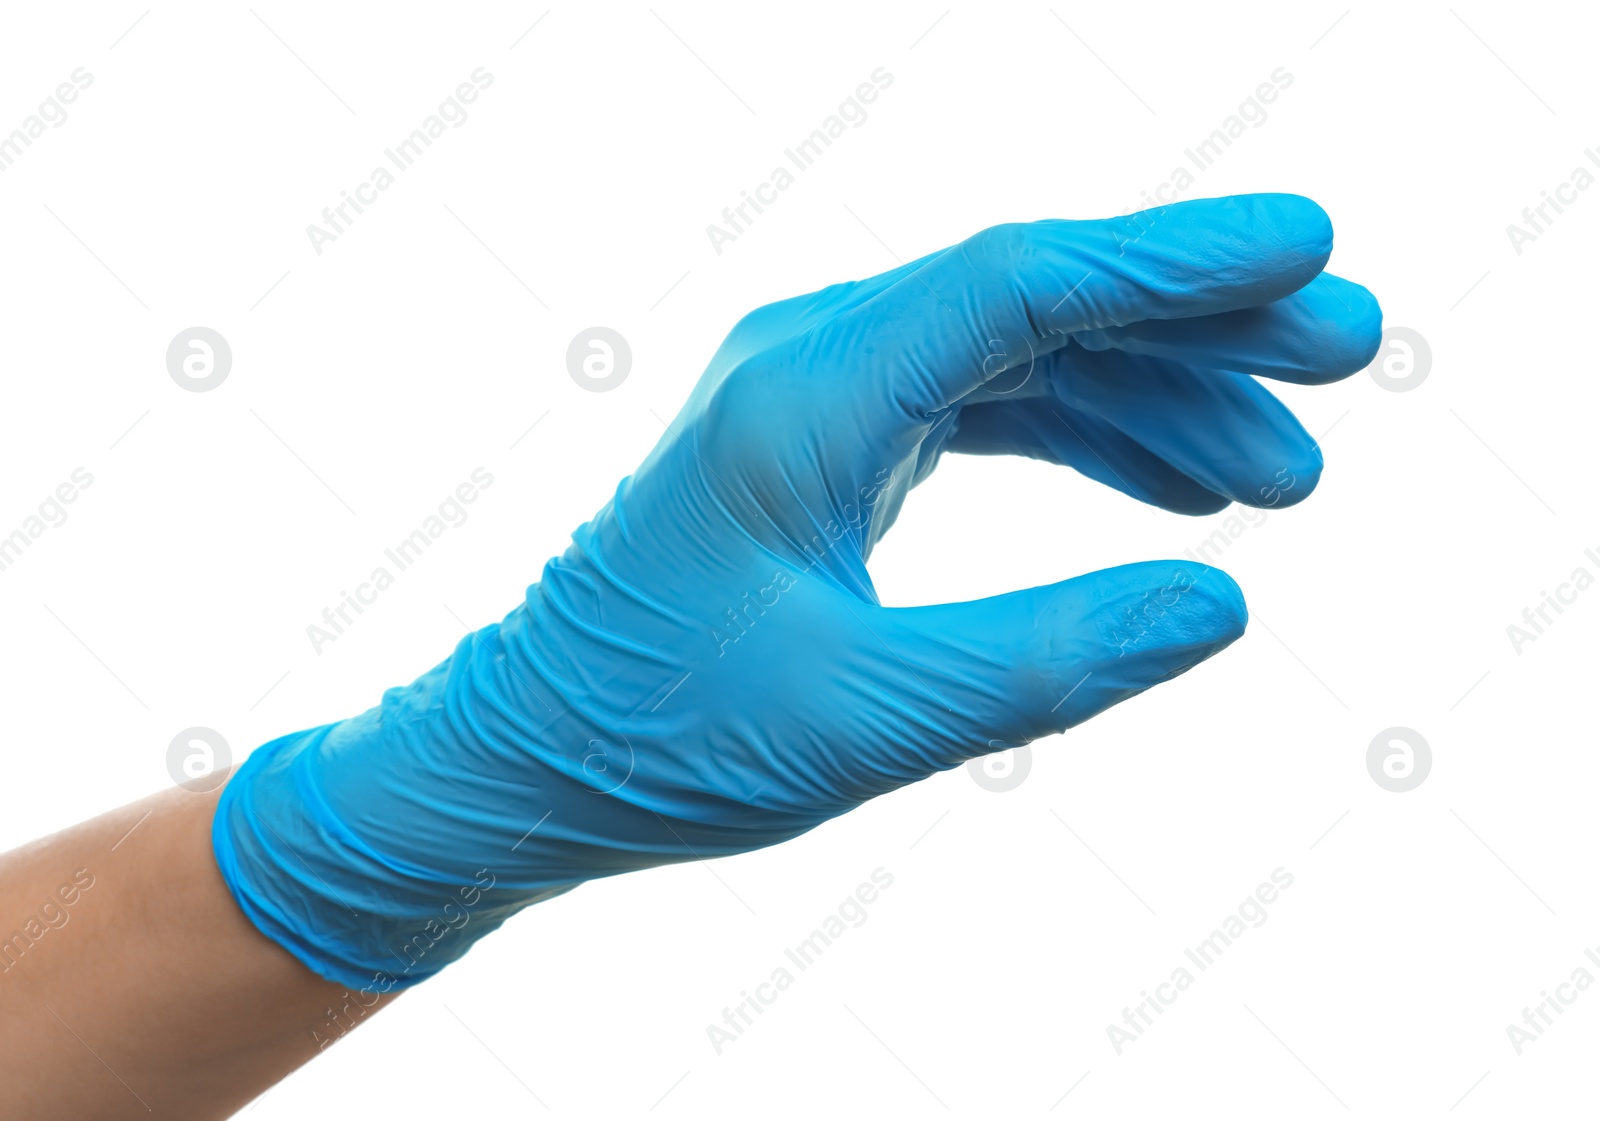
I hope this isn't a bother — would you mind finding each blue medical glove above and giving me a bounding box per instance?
[213,193,1382,990]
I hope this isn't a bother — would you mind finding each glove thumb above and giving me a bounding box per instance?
[894,560,1248,757]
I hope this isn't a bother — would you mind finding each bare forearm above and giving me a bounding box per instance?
[0,780,393,1120]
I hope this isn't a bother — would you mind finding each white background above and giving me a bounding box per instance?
[0,2,1593,1116]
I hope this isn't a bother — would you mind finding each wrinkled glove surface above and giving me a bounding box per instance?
[213,193,1381,989]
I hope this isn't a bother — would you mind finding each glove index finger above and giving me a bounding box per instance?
[834,193,1334,436]
[1095,192,1333,328]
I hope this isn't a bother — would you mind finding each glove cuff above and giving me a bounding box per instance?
[211,715,572,992]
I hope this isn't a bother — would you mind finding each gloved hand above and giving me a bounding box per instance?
[213,193,1381,991]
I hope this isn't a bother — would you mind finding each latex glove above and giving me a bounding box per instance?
[214,193,1381,990]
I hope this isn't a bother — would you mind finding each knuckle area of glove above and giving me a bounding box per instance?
[956,223,1085,340]
[697,354,805,456]
[961,222,1033,270]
